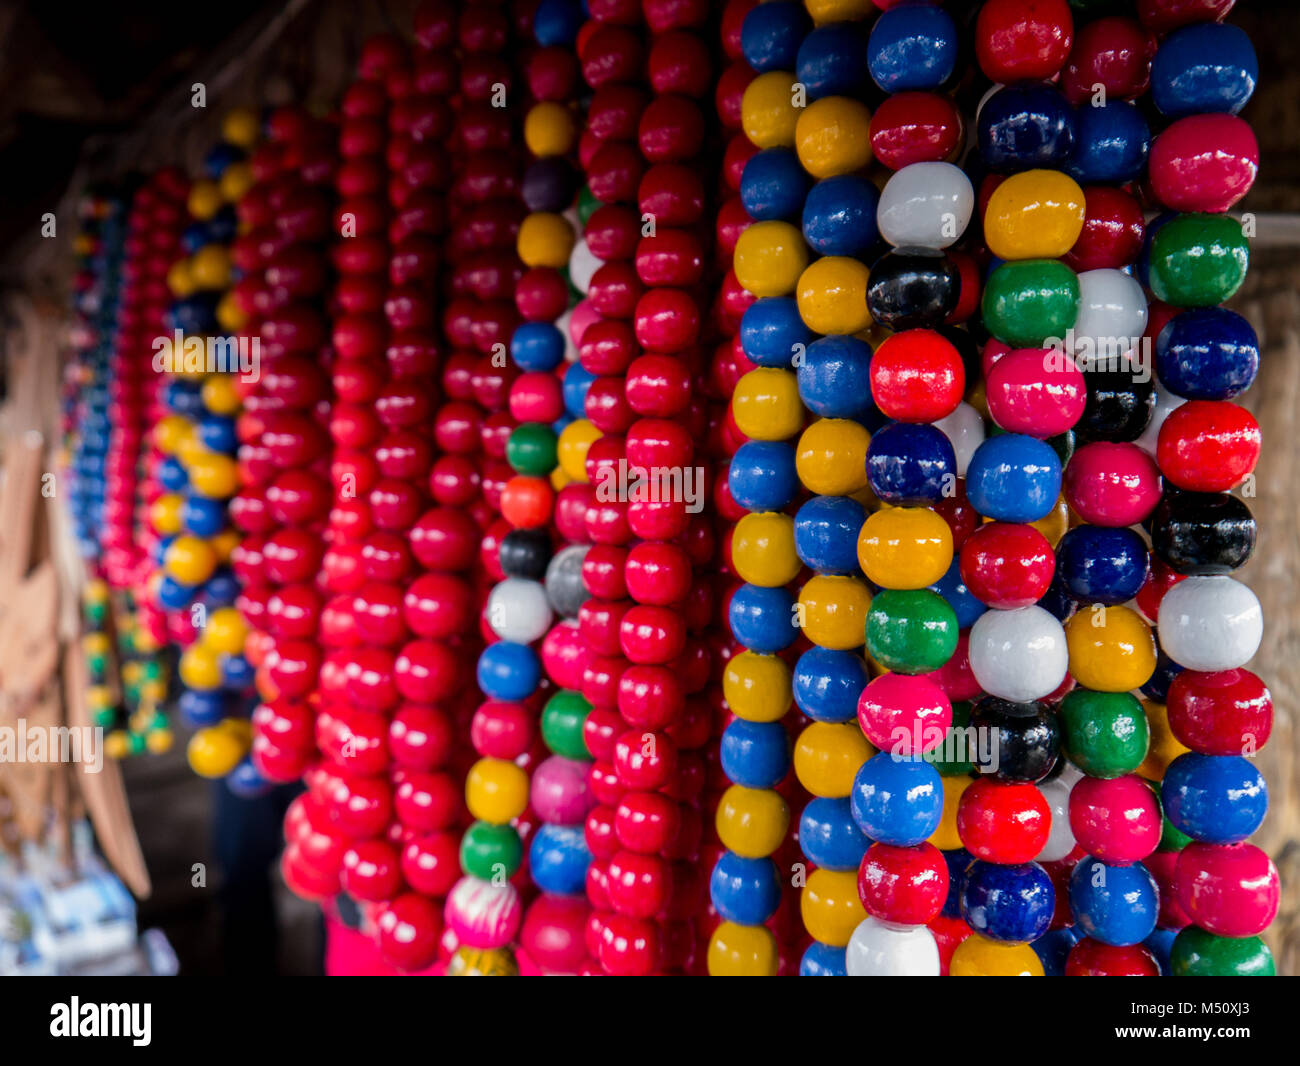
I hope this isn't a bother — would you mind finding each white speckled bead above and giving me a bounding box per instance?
[968,605,1069,702]
[487,577,554,644]
[876,162,974,250]
[844,917,941,976]
[933,401,986,477]
[1157,574,1262,671]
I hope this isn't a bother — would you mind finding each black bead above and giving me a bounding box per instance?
[1150,489,1256,574]
[498,528,552,579]
[969,697,1060,783]
[865,247,960,331]
[1075,366,1155,443]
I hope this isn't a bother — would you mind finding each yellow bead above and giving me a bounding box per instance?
[716,784,790,858]
[201,374,242,416]
[1139,699,1190,781]
[930,773,973,850]
[516,212,575,269]
[204,607,249,656]
[723,651,792,723]
[135,630,161,655]
[87,685,114,710]
[794,721,874,797]
[210,528,240,562]
[550,465,572,492]
[804,0,874,23]
[217,292,250,333]
[146,729,175,755]
[139,679,167,703]
[983,169,1086,261]
[187,724,248,778]
[557,418,601,483]
[1064,605,1157,693]
[149,493,185,536]
[857,506,953,589]
[708,922,779,976]
[734,220,809,298]
[732,511,800,587]
[220,161,256,203]
[222,108,260,148]
[121,661,143,685]
[950,933,1045,976]
[732,367,804,441]
[796,418,870,496]
[1030,494,1070,548]
[167,258,197,298]
[801,868,867,947]
[220,718,252,746]
[795,96,872,178]
[797,574,872,651]
[153,414,192,456]
[447,946,519,976]
[165,535,218,586]
[179,645,222,691]
[466,757,530,825]
[105,732,131,760]
[796,256,873,335]
[84,579,110,605]
[188,180,224,222]
[741,71,802,149]
[186,452,240,498]
[83,633,110,656]
[524,101,577,157]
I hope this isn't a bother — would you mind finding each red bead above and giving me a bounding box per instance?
[1174,842,1280,938]
[1060,16,1155,106]
[389,704,452,771]
[634,288,699,353]
[975,0,1074,83]
[959,522,1056,609]
[1166,669,1273,756]
[1068,774,1160,865]
[1156,400,1260,493]
[869,92,964,171]
[375,893,443,971]
[957,778,1051,864]
[1143,849,1192,930]
[400,831,460,898]
[1136,557,1185,623]
[1064,186,1146,272]
[393,639,460,704]
[1065,937,1160,976]
[869,329,964,423]
[1149,115,1258,214]
[857,842,949,925]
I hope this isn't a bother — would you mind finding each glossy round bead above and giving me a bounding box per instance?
[1059,689,1149,779]
[1150,490,1255,575]
[1156,400,1260,493]
[1151,22,1257,117]
[1170,926,1275,978]
[796,256,872,336]
[960,860,1054,943]
[982,259,1079,349]
[968,605,1068,703]
[1157,575,1262,673]
[984,170,1084,262]
[856,673,952,756]
[1167,668,1272,757]
[710,852,782,926]
[985,347,1086,439]
[870,90,963,171]
[1064,605,1156,693]
[1156,308,1258,401]
[1147,213,1249,308]
[844,917,940,976]
[793,646,870,724]
[1055,525,1148,606]
[802,867,868,946]
[856,506,953,591]
[794,494,866,575]
[965,434,1063,524]
[957,778,1051,864]
[975,0,1073,84]
[1162,752,1267,845]
[1066,185,1146,272]
[1069,858,1159,946]
[801,176,879,257]
[959,522,1055,610]
[731,511,800,588]
[741,296,813,368]
[795,720,874,799]
[1149,115,1258,215]
[1073,269,1148,362]
[729,440,798,511]
[977,84,1076,173]
[1066,938,1160,977]
[1174,842,1279,939]
[732,368,804,441]
[716,784,790,859]
[797,574,872,651]
[876,162,973,250]
[797,335,874,419]
[1063,441,1162,527]
[796,21,868,100]
[969,697,1059,783]
[465,757,530,825]
[734,220,809,299]
[486,578,553,644]
[864,248,960,333]
[866,423,955,506]
[740,70,802,149]
[1035,776,1077,863]
[740,1,808,73]
[707,921,778,976]
[1069,774,1161,864]
[794,96,872,179]
[724,650,792,724]
[857,842,948,926]
[865,589,958,675]
[869,330,964,424]
[950,932,1044,976]
[729,583,798,654]
[721,719,791,791]
[796,418,870,497]
[740,148,809,221]
[850,752,943,847]
[867,2,958,92]
[800,796,870,872]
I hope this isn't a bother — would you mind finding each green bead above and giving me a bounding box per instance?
[92,707,117,729]
[84,602,106,626]
[1159,808,1192,852]
[86,652,107,676]
[139,659,164,682]
[1059,689,1149,778]
[1148,213,1249,308]
[924,700,973,776]
[541,690,592,759]
[460,821,524,881]
[981,259,1080,348]
[506,422,558,476]
[1170,927,1275,977]
[577,185,601,225]
[127,732,147,755]
[865,589,958,674]
[1046,430,1074,467]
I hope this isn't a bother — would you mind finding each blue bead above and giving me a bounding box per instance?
[164,378,205,416]
[797,334,876,418]
[741,297,812,369]
[1143,927,1177,977]
[221,653,254,691]
[1136,211,1177,290]
[226,756,272,799]
[476,641,541,701]
[729,440,798,512]
[1065,101,1150,185]
[711,852,782,925]
[850,753,943,847]
[729,584,798,653]
[1035,571,1078,624]
[183,496,227,537]
[793,646,869,723]
[866,3,958,92]
[721,719,791,790]
[796,22,869,100]
[179,687,227,727]
[794,494,866,574]
[1155,307,1259,400]
[740,1,809,73]
[562,362,595,418]
[182,221,211,254]
[802,176,881,257]
[529,824,592,896]
[1032,926,1082,977]
[203,141,244,179]
[1055,525,1149,605]
[1151,22,1257,117]
[1162,752,1267,845]
[513,321,565,372]
[203,569,240,608]
[941,847,974,918]
[978,85,1077,172]
[533,0,584,47]
[159,456,189,492]
[930,558,988,629]
[799,796,870,871]
[1069,858,1158,946]
[197,414,237,453]
[740,148,809,222]
[800,940,848,976]
[866,422,956,505]
[965,434,1062,523]
[960,860,1055,943]
[156,573,193,610]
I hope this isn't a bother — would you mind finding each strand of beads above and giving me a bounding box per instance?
[1140,5,1277,978]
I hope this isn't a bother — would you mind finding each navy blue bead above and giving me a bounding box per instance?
[800,940,848,976]
[729,440,799,512]
[164,378,205,416]
[793,646,869,723]
[942,847,974,918]
[741,0,809,73]
[1055,525,1150,605]
[159,456,189,492]
[197,414,237,454]
[729,584,798,653]
[529,824,593,896]
[711,853,782,925]
[741,148,809,222]
[978,85,1077,172]
[800,796,871,871]
[1069,858,1158,946]
[203,569,240,608]
[226,756,272,799]
[965,434,1062,523]
[1162,752,1267,845]
[960,860,1055,943]
[1036,571,1079,624]
[221,654,254,691]
[741,296,813,367]
[796,22,869,100]
[866,422,956,505]
[1065,101,1150,185]
[1156,307,1259,400]
[1032,926,1082,977]
[721,719,792,790]
[930,558,988,629]
[1151,22,1258,117]
[1140,650,1184,704]
[797,334,875,418]
[533,0,584,47]
[850,753,943,847]
[802,176,881,258]
[156,573,193,610]
[794,494,866,574]
[866,2,958,92]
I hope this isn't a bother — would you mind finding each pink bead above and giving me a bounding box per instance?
[1063,441,1162,526]
[1174,842,1280,938]
[856,673,953,755]
[443,875,523,949]
[569,298,602,348]
[541,620,591,691]
[1068,774,1160,864]
[984,348,1086,438]
[923,630,982,702]
[1148,114,1259,215]
[531,755,597,825]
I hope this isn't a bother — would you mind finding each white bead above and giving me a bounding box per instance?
[932,401,985,477]
[1157,575,1262,671]
[1135,377,1185,458]
[1035,777,1075,862]
[968,605,1069,702]
[487,578,553,644]
[557,307,578,363]
[845,918,940,976]
[568,238,601,294]
[1071,269,1147,360]
[876,162,974,249]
